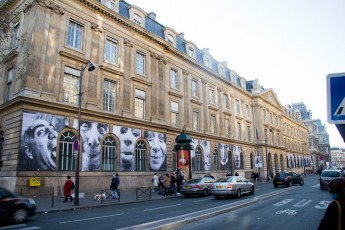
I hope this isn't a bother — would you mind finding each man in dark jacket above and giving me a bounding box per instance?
[110,173,120,199]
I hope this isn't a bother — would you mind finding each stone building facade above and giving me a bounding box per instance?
[0,0,309,195]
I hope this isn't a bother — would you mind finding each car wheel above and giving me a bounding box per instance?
[274,183,278,188]
[235,189,241,198]
[214,195,220,199]
[12,208,28,223]
[250,186,255,195]
[299,179,304,186]
[320,185,324,190]
[202,189,208,197]
[287,181,292,187]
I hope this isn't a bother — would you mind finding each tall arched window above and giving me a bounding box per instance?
[250,153,253,169]
[102,136,116,171]
[135,140,146,171]
[213,149,219,170]
[240,152,244,169]
[195,146,202,171]
[59,131,76,171]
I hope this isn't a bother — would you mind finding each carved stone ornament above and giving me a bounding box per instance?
[123,38,133,47]
[91,22,102,33]
[182,69,189,76]
[26,0,65,15]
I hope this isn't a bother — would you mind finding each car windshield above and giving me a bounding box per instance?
[322,171,341,177]
[216,177,233,182]
[187,179,202,183]
[276,172,286,177]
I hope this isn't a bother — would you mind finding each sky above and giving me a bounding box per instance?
[127,0,345,148]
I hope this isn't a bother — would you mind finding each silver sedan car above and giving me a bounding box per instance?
[179,177,215,197]
[211,176,255,199]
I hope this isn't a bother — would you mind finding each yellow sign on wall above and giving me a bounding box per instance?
[29,177,41,187]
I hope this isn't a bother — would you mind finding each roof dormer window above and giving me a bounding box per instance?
[133,13,142,25]
[129,6,146,28]
[205,57,211,68]
[167,34,174,45]
[185,41,197,59]
[164,28,177,47]
[188,47,194,58]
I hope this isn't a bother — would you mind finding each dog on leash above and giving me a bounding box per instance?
[94,191,106,202]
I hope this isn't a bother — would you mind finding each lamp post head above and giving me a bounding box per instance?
[88,62,96,72]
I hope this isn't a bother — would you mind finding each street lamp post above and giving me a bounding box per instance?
[74,61,95,206]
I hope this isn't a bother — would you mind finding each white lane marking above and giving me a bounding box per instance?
[273,199,294,206]
[315,200,331,209]
[144,204,181,211]
[194,197,214,202]
[17,227,41,230]
[293,199,313,207]
[59,213,123,224]
[0,225,27,230]
[312,184,320,187]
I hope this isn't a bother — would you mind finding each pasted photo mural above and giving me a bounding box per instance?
[218,143,229,170]
[200,140,211,171]
[190,139,211,171]
[144,131,167,171]
[233,145,241,169]
[113,125,141,171]
[18,111,69,171]
[73,120,109,171]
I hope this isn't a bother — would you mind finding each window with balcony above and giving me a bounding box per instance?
[224,117,230,137]
[103,79,116,112]
[63,67,80,105]
[235,99,240,114]
[171,101,179,127]
[12,23,19,47]
[193,110,200,131]
[210,115,216,134]
[237,122,242,140]
[135,89,145,119]
[223,94,229,110]
[209,87,215,104]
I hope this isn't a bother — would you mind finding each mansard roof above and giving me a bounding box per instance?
[121,0,245,89]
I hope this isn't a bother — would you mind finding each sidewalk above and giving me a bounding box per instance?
[34,189,179,214]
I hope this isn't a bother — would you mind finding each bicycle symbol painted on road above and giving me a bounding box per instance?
[275,209,298,215]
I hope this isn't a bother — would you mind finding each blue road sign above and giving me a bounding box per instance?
[327,73,345,124]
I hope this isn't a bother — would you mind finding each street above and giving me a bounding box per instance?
[0,175,330,230]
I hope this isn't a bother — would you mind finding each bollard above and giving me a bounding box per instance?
[51,187,54,208]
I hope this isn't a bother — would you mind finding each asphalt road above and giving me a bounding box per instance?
[0,175,328,230]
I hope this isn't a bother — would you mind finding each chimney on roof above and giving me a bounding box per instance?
[179,32,184,38]
[147,12,156,20]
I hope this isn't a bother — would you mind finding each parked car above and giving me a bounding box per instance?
[320,169,344,190]
[273,171,304,188]
[211,176,255,199]
[0,187,36,223]
[179,177,215,197]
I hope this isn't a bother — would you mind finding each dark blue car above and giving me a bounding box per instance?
[273,171,304,188]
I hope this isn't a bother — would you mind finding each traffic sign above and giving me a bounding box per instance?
[327,73,345,124]
[73,140,80,151]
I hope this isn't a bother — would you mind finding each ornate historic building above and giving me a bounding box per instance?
[291,102,331,171]
[0,0,309,195]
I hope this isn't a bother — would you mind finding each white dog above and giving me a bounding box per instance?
[94,191,106,202]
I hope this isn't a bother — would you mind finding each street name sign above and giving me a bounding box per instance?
[327,72,345,124]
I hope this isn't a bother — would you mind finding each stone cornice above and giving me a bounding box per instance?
[131,76,151,86]
[190,99,202,106]
[98,65,123,76]
[59,51,89,63]
[168,91,183,99]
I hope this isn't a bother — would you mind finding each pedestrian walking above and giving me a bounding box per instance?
[110,173,120,199]
[63,176,74,202]
[158,174,164,194]
[163,173,171,196]
[152,173,159,192]
[251,171,256,183]
[317,178,345,230]
[170,172,176,195]
[256,171,261,182]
